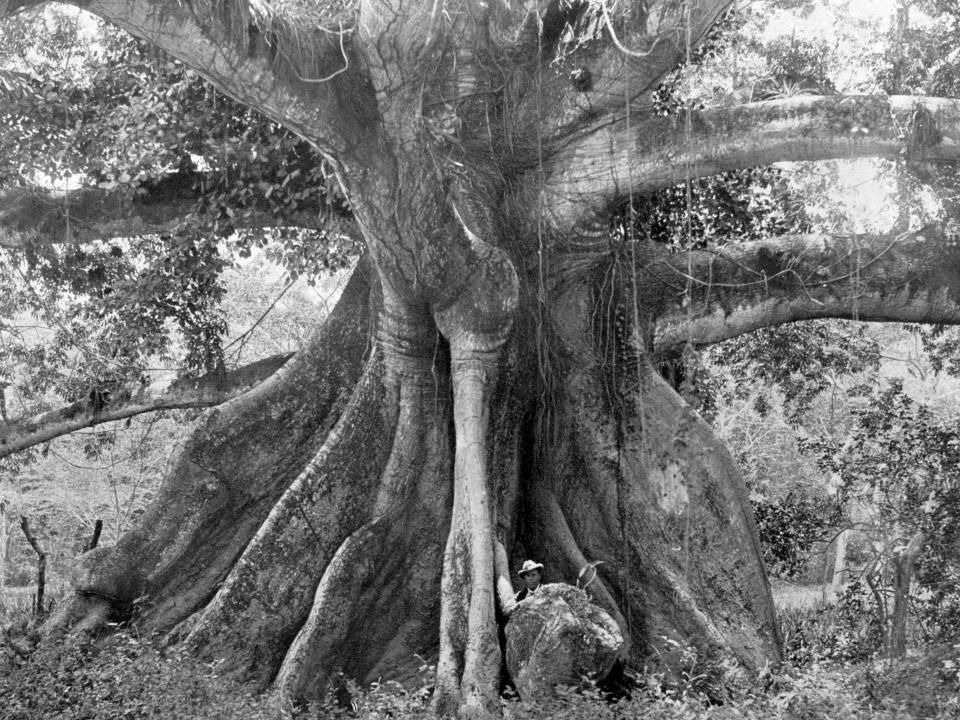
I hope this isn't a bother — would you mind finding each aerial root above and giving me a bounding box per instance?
[435,527,501,720]
[435,358,502,719]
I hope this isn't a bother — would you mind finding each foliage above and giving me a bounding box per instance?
[0,260,343,603]
[0,7,357,424]
[710,321,881,424]
[802,379,960,644]
[780,587,885,665]
[909,323,960,379]
[0,627,295,720]
[629,167,811,254]
[752,490,835,578]
[3,619,960,720]
[0,412,186,598]
[778,602,960,717]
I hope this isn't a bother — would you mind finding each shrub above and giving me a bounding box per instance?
[0,627,293,720]
[3,618,960,720]
[779,586,884,665]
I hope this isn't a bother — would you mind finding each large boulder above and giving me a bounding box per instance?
[504,583,623,700]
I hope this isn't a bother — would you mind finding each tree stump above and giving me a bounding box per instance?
[505,584,623,700]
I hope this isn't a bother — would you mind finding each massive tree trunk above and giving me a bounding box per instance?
[7,0,960,717]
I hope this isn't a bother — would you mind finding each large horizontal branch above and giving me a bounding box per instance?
[0,184,194,247]
[13,0,376,160]
[520,0,733,143]
[544,95,960,230]
[0,352,292,458]
[649,226,960,353]
[0,180,356,248]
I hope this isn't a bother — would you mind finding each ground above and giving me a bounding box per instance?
[1,581,958,719]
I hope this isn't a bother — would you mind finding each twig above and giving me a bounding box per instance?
[224,279,294,362]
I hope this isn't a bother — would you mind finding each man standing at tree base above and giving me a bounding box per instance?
[515,560,543,603]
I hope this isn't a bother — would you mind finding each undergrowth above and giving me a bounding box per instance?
[0,624,291,720]
[1,604,959,720]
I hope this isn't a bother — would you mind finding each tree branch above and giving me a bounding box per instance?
[16,0,377,158]
[649,226,960,353]
[0,181,356,248]
[0,184,195,248]
[544,96,960,231]
[0,352,292,458]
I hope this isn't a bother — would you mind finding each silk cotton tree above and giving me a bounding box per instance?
[4,0,960,717]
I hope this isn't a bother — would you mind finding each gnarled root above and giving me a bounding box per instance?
[68,263,373,632]
[275,361,455,700]
[178,354,398,684]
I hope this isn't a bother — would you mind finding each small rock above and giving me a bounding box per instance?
[10,638,33,658]
[505,583,623,700]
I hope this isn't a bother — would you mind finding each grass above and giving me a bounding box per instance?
[0,584,67,626]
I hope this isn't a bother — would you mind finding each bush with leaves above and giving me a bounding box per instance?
[752,490,836,579]
[802,379,960,647]
[0,627,296,720]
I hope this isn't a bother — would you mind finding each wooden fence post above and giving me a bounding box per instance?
[889,531,926,658]
[85,519,103,553]
[19,516,46,616]
[0,499,7,610]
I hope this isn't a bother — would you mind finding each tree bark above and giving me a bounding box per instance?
[544,96,960,228]
[650,227,960,353]
[831,529,851,597]
[66,261,373,633]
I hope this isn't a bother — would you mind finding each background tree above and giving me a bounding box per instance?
[4,0,960,717]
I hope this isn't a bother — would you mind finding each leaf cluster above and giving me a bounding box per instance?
[0,9,359,427]
[752,490,837,578]
[710,321,881,423]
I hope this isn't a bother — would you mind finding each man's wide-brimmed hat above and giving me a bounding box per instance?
[518,560,543,576]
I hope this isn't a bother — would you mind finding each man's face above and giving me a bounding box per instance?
[522,570,541,590]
